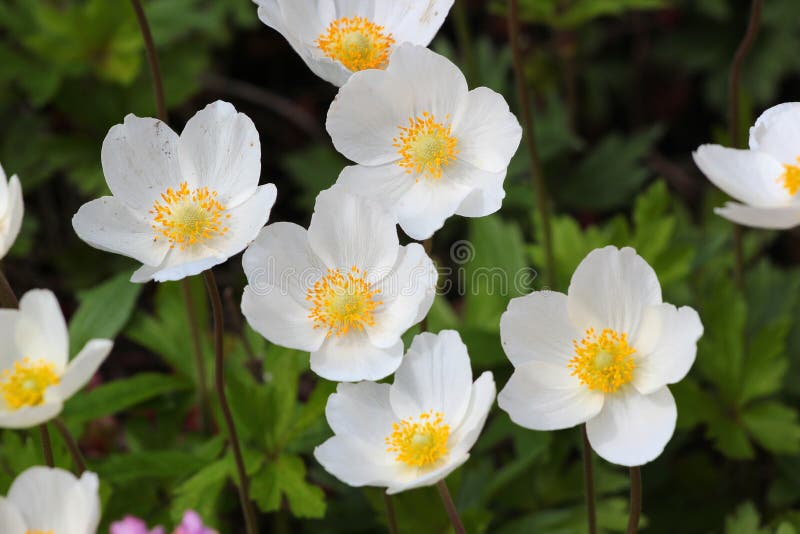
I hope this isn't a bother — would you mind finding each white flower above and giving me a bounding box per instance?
[0,289,113,428]
[497,246,703,467]
[0,163,23,260]
[314,330,495,494]
[72,100,278,283]
[241,186,437,382]
[327,44,522,240]
[0,466,100,534]
[254,0,455,87]
[694,102,800,229]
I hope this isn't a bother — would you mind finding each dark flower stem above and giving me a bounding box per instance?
[53,418,87,474]
[129,0,210,432]
[39,425,54,467]
[384,492,399,534]
[727,0,763,291]
[203,270,258,534]
[436,480,466,534]
[626,466,642,534]
[508,0,556,289]
[582,425,597,534]
[0,268,19,308]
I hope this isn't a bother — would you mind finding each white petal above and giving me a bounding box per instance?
[72,196,169,266]
[500,291,581,367]
[450,372,496,456]
[453,87,522,173]
[365,243,436,348]
[0,498,25,534]
[178,101,261,207]
[396,172,474,240]
[748,102,800,163]
[454,169,506,218]
[241,285,325,352]
[0,310,21,371]
[326,69,413,165]
[0,401,62,428]
[16,290,68,371]
[325,382,395,449]
[130,246,224,284]
[242,222,325,305]
[336,163,415,220]
[310,331,403,382]
[0,175,23,259]
[204,183,277,258]
[314,435,402,488]
[715,202,800,230]
[101,115,181,210]
[693,145,788,206]
[632,304,703,395]
[0,163,7,214]
[498,360,604,430]
[373,0,455,45]
[51,339,112,401]
[385,453,470,494]
[307,187,399,281]
[385,44,468,127]
[281,0,335,44]
[390,331,473,427]
[585,386,676,467]
[567,246,662,339]
[8,467,99,533]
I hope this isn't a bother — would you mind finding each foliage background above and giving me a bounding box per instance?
[1,0,800,532]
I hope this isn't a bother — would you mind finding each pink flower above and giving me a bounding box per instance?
[110,516,165,534]
[173,511,217,534]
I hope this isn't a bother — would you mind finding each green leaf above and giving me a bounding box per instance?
[725,502,769,534]
[742,401,800,455]
[251,454,326,518]
[68,270,142,356]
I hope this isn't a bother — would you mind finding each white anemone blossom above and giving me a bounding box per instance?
[0,466,100,534]
[0,163,23,260]
[314,330,495,494]
[498,246,703,467]
[72,100,277,283]
[694,102,800,229]
[328,44,522,240]
[241,187,437,382]
[0,289,113,428]
[253,0,455,86]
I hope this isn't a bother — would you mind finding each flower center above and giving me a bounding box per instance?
[27,531,54,534]
[394,112,459,181]
[150,182,229,249]
[386,411,450,467]
[316,16,395,72]
[1,358,60,410]
[306,266,382,337]
[778,158,800,196]
[568,328,636,393]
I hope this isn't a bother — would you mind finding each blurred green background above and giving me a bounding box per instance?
[2,0,800,532]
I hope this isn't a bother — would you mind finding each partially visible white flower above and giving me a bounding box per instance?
[314,330,495,494]
[0,163,23,260]
[694,102,800,229]
[327,44,522,240]
[241,186,437,382]
[254,0,455,86]
[0,289,113,428]
[0,466,100,534]
[72,100,277,283]
[498,246,703,467]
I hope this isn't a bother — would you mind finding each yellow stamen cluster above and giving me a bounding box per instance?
[0,358,60,410]
[386,411,450,467]
[317,16,395,72]
[568,328,636,393]
[27,531,54,534]
[150,182,229,249]
[778,157,800,196]
[306,266,382,337]
[394,112,459,181]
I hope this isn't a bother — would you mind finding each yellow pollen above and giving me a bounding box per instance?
[316,16,395,72]
[778,157,800,196]
[27,531,54,534]
[150,182,229,249]
[386,411,450,467]
[393,112,459,181]
[568,328,636,393]
[306,266,382,337]
[1,358,60,410]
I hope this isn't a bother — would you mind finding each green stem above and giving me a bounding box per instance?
[53,418,87,475]
[202,270,258,534]
[129,0,167,122]
[181,279,209,432]
[39,425,54,467]
[436,480,466,534]
[384,492,399,534]
[508,0,556,289]
[0,268,19,308]
[626,466,642,534]
[582,425,597,534]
